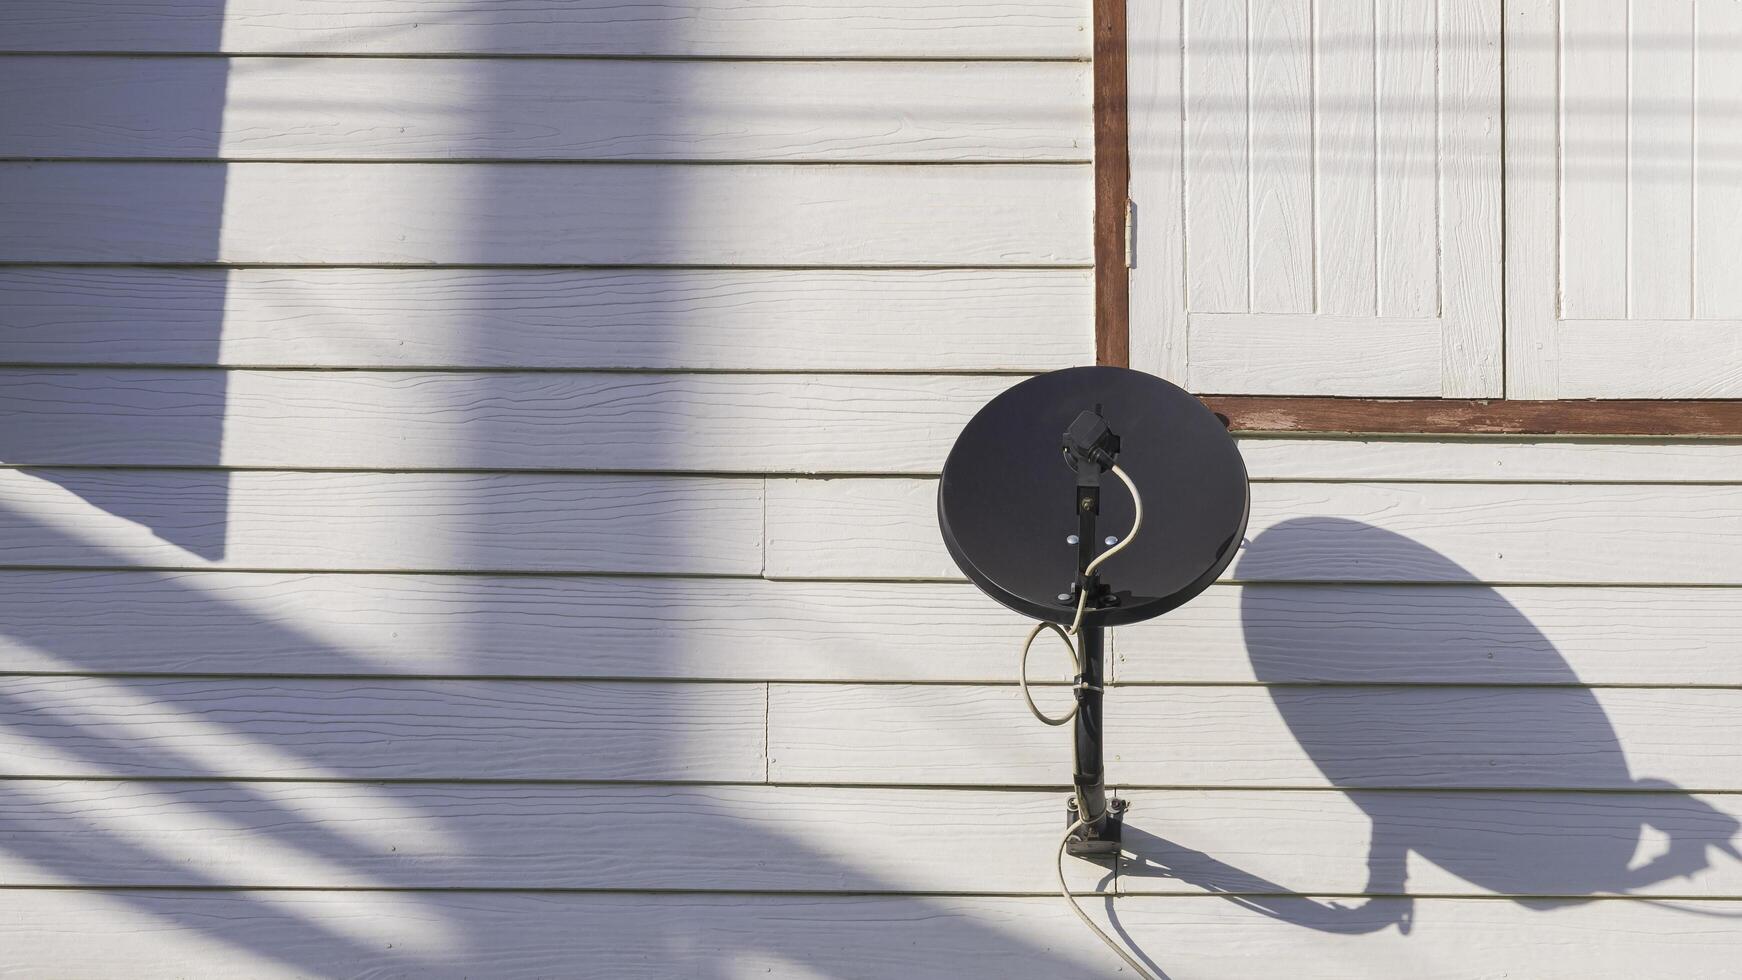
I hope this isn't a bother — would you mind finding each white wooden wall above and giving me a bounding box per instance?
[5,2,1742,978]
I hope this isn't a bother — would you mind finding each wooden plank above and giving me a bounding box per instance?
[0,677,764,781]
[1502,0,1561,397]
[5,781,1733,898]
[1246,0,1314,314]
[1436,0,1503,397]
[0,782,1107,893]
[0,268,1091,371]
[1694,0,1742,319]
[0,572,1037,682]
[0,58,1092,162]
[764,477,1742,584]
[1117,788,1742,898]
[0,0,1092,57]
[1558,0,1629,319]
[1374,0,1438,318]
[1125,0,1187,381]
[1233,437,1742,482]
[1186,314,1443,396]
[1092,0,1129,366]
[1206,396,1742,436]
[1117,584,1742,686]
[0,370,1022,472]
[0,470,762,574]
[3,891,1741,980]
[1312,0,1377,317]
[0,162,1093,266]
[1183,0,1249,312]
[1628,0,1695,319]
[1558,319,1742,397]
[768,683,1742,790]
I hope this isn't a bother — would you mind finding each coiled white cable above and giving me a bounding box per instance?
[1017,463,1144,728]
[1017,463,1155,977]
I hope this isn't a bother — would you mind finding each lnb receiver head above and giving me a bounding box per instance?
[1062,409,1121,472]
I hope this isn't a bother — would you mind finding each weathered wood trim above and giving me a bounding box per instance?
[1092,0,1128,366]
[1204,397,1742,437]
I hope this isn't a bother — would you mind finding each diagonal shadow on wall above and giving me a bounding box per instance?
[0,1,1127,975]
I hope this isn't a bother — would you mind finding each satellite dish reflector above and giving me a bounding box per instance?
[937,365,1249,628]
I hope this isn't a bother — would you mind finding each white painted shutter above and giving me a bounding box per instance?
[1129,0,1502,397]
[1507,0,1742,398]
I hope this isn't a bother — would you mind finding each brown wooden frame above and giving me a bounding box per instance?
[1091,0,1742,436]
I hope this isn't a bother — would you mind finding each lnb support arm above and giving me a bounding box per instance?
[1061,408,1128,859]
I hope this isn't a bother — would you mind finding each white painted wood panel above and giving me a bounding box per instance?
[4,892,1742,980]
[1182,0,1249,314]
[0,0,1087,56]
[1247,0,1314,314]
[1374,0,1439,319]
[1117,788,1742,898]
[3,782,1731,898]
[1507,0,1742,397]
[1233,438,1742,483]
[0,470,762,574]
[769,683,1742,790]
[0,677,765,780]
[0,1,1090,57]
[0,370,1020,472]
[1627,0,1695,320]
[1185,314,1443,395]
[765,477,1742,584]
[0,268,1091,371]
[0,58,1091,162]
[0,573,1034,682]
[1132,0,1501,396]
[1312,0,1378,317]
[0,162,1092,266]
[0,783,1107,893]
[1118,584,1742,686]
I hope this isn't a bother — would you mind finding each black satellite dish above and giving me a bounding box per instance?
[937,365,1249,854]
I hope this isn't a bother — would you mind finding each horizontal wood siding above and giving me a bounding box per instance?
[7,3,1742,977]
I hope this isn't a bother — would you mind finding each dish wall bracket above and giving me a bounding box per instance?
[1062,409,1128,860]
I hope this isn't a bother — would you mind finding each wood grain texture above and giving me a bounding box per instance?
[0,162,1093,266]
[1502,0,1562,398]
[1182,0,1249,313]
[768,682,1742,789]
[1246,0,1313,314]
[1207,396,1742,436]
[1627,0,1695,320]
[1092,0,1128,366]
[1312,0,1377,317]
[1123,0,1186,381]
[1374,0,1438,319]
[1186,314,1444,396]
[1557,321,1742,398]
[764,477,1742,584]
[0,0,1092,57]
[0,57,1092,162]
[0,470,762,574]
[0,782,1107,892]
[0,572,1034,682]
[0,677,765,780]
[1233,437,1742,482]
[1117,584,1742,686]
[1559,0,1629,320]
[0,268,1092,370]
[0,370,1022,472]
[3,891,1742,980]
